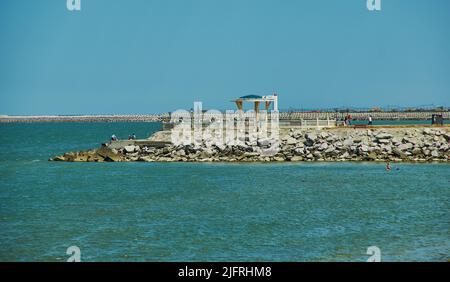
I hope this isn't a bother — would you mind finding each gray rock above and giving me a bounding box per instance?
[439,144,449,151]
[326,135,337,142]
[124,145,138,153]
[286,137,297,145]
[306,133,317,142]
[340,152,350,159]
[138,156,154,162]
[318,143,329,151]
[257,139,270,147]
[324,145,335,154]
[291,156,303,161]
[398,143,413,151]
[359,144,369,153]
[377,139,391,144]
[443,133,450,141]
[392,137,402,145]
[343,138,353,147]
[313,151,322,158]
[422,148,430,156]
[291,130,303,139]
[176,149,186,156]
[376,133,393,139]
[411,147,422,155]
[320,132,329,139]
[393,148,406,158]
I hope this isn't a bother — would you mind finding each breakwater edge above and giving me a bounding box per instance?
[50,126,450,162]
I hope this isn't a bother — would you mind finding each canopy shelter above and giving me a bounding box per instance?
[232,94,278,112]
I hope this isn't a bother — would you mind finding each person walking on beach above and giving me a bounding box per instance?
[368,115,373,125]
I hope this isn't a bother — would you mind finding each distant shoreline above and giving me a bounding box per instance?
[1,111,449,123]
[0,115,166,123]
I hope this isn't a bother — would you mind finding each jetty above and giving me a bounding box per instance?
[50,125,450,163]
[46,94,449,163]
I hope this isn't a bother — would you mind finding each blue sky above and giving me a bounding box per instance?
[0,0,449,115]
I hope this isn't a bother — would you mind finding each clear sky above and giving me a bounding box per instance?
[0,0,449,115]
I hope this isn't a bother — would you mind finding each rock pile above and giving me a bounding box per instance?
[50,127,450,162]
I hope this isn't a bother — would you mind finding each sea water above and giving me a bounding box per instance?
[0,122,448,261]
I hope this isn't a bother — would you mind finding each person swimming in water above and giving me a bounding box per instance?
[386,162,391,171]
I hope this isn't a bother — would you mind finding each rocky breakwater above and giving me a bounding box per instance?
[50,127,450,162]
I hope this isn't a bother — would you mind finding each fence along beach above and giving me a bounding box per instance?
[0,111,449,123]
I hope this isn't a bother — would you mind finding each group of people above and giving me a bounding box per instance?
[341,115,374,126]
[343,114,352,126]
[110,133,137,141]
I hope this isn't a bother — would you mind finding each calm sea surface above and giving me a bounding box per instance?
[0,122,448,261]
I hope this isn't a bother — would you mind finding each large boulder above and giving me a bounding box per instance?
[375,133,393,139]
[257,138,271,147]
[305,133,317,142]
[50,155,66,161]
[124,145,139,153]
[343,138,353,147]
[391,137,402,145]
[286,137,297,145]
[291,156,303,161]
[377,139,391,144]
[398,143,413,151]
[324,145,335,154]
[318,143,329,151]
[443,133,450,142]
[393,148,406,159]
[97,146,123,162]
[359,144,369,153]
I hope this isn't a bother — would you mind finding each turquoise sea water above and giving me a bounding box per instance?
[0,122,449,262]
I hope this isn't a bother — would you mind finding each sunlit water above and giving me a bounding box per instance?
[0,122,449,261]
